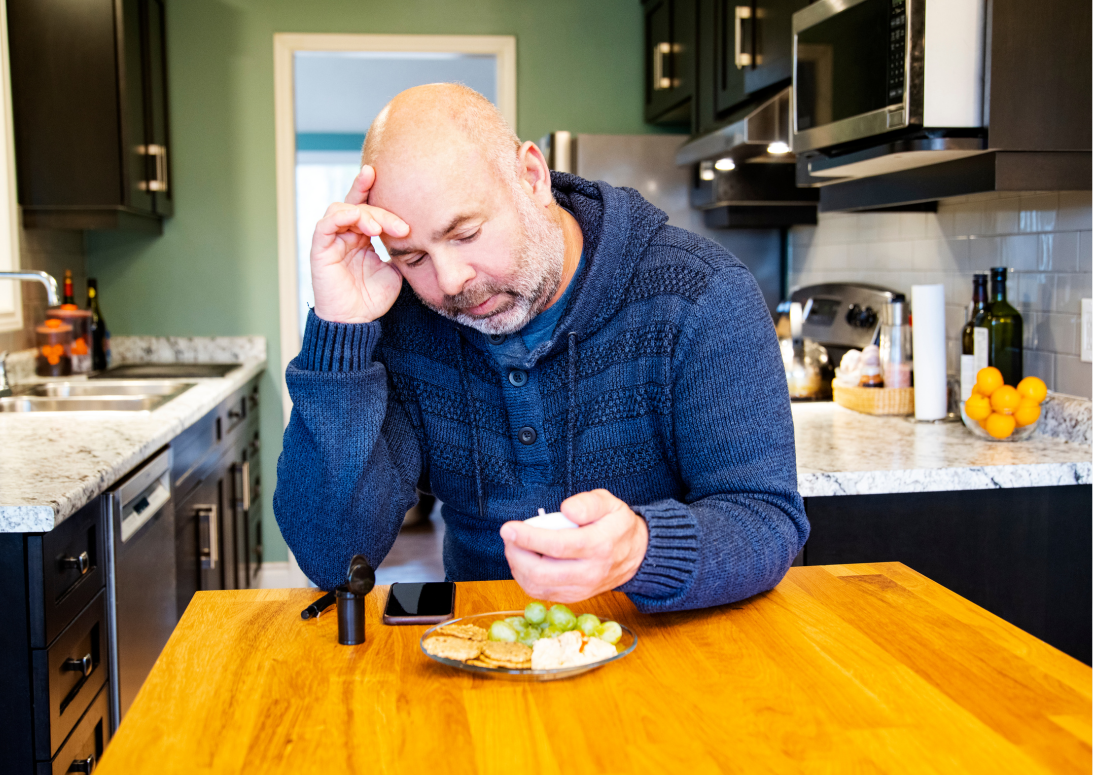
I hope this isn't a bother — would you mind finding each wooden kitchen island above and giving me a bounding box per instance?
[96,564,1090,774]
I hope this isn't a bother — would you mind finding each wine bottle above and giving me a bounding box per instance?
[87,278,110,371]
[62,269,75,305]
[986,267,1023,385]
[959,273,989,399]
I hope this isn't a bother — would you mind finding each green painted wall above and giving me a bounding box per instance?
[87,0,659,563]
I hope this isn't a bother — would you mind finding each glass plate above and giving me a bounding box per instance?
[420,610,638,681]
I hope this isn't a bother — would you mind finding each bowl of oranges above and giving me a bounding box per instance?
[961,367,1047,441]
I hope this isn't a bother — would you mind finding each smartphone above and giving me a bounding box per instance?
[382,581,456,625]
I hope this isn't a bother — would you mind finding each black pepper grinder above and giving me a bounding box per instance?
[337,554,375,645]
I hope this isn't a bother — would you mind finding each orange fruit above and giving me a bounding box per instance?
[1014,398,1042,427]
[989,384,1021,415]
[975,367,1004,397]
[964,394,992,421]
[1017,376,1048,404]
[985,412,1016,439]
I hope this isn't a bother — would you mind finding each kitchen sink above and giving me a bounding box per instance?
[89,363,240,379]
[1,381,196,412]
[21,380,195,398]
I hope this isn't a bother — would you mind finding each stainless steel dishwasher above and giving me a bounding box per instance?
[105,447,177,729]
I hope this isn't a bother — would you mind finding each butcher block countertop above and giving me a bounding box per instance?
[97,564,1089,775]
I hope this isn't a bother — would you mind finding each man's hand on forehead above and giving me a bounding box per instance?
[306,164,411,325]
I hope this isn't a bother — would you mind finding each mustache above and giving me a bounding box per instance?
[441,283,514,317]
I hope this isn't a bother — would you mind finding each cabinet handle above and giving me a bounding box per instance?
[734,5,753,68]
[228,407,244,422]
[59,551,90,575]
[67,755,95,774]
[652,41,675,90]
[240,461,251,512]
[136,144,169,193]
[196,505,218,570]
[63,653,94,678]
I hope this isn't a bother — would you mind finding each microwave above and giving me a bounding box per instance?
[791,0,985,154]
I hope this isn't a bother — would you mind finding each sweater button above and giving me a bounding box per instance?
[517,426,537,445]
[508,369,528,387]
[488,333,506,344]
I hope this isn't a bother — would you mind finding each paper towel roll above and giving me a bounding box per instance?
[912,284,948,420]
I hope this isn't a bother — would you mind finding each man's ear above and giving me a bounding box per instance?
[517,141,554,208]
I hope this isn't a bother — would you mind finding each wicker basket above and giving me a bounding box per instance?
[832,384,915,416]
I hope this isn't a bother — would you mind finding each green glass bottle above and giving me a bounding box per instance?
[986,267,1023,385]
[960,273,990,399]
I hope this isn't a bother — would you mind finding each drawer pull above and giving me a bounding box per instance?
[68,754,95,773]
[60,551,90,575]
[63,653,94,678]
[228,407,244,422]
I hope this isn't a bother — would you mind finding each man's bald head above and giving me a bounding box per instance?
[362,83,522,188]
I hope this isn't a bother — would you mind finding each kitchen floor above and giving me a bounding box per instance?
[374,497,446,585]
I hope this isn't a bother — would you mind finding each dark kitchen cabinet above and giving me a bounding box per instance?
[711,0,808,117]
[643,0,696,124]
[172,376,263,619]
[7,0,173,233]
[802,485,1093,665]
[0,497,111,775]
[685,0,811,134]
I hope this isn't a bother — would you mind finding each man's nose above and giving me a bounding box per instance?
[433,253,476,297]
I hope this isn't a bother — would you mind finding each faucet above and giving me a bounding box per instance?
[0,351,10,397]
[0,271,60,306]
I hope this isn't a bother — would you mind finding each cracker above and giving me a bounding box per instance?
[423,635,483,662]
[465,659,492,668]
[480,641,532,667]
[435,623,488,642]
[479,657,532,669]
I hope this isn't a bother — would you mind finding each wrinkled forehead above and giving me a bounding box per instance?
[368,143,509,235]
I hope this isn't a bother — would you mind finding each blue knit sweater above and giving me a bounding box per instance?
[274,172,808,612]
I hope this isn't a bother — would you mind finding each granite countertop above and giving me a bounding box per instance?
[794,396,1092,497]
[0,336,267,533]
[2,334,1089,531]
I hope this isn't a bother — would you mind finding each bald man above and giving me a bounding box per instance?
[274,84,808,611]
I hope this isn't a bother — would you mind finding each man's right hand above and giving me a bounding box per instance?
[310,164,410,324]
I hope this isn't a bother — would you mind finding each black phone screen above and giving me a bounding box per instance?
[384,582,455,617]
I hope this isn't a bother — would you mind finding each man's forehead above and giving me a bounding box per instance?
[370,154,502,244]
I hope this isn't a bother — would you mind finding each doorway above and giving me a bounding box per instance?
[274,33,515,426]
[271,33,515,586]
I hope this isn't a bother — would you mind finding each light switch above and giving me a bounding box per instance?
[1082,298,1093,363]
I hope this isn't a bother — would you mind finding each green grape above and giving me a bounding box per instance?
[540,625,563,638]
[489,620,518,642]
[524,601,547,625]
[597,620,622,645]
[517,628,540,648]
[546,604,577,631]
[505,616,529,633]
[576,613,601,637]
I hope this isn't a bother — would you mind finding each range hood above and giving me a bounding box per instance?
[676,88,818,229]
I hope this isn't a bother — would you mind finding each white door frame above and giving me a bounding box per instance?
[272,33,517,428]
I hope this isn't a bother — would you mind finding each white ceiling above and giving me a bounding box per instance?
[293,51,498,134]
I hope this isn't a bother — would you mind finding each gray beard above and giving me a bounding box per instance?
[418,191,566,336]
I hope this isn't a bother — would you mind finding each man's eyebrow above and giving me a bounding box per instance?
[386,213,484,259]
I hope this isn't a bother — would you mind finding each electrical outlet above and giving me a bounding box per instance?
[1082,299,1093,363]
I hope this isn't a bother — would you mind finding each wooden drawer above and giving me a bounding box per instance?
[39,683,110,775]
[32,591,108,759]
[28,498,105,649]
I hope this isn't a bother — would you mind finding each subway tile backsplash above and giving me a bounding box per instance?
[788,191,1093,399]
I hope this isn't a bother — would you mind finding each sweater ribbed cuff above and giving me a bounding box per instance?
[297,309,382,372]
[618,500,700,603]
